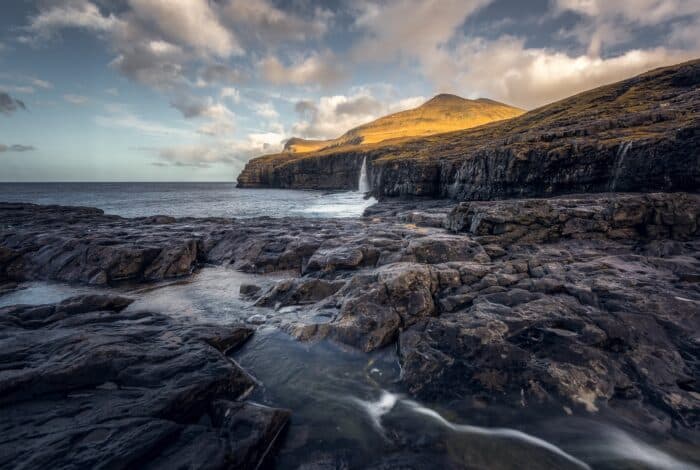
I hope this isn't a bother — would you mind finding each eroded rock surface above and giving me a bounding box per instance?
[0,294,289,469]
[257,193,700,435]
[1,193,699,452]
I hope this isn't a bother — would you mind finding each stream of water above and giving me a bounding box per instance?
[2,267,697,469]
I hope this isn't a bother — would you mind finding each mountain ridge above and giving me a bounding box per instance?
[283,94,525,153]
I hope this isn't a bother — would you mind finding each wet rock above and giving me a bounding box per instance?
[305,245,365,273]
[2,195,699,438]
[312,263,439,351]
[407,234,489,264]
[146,400,290,470]
[0,281,18,297]
[255,278,346,308]
[0,295,288,469]
[247,314,267,325]
[240,283,262,300]
[446,193,700,244]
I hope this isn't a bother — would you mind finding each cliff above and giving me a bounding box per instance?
[237,59,700,198]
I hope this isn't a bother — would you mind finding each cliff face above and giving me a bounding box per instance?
[238,59,700,198]
[237,150,367,190]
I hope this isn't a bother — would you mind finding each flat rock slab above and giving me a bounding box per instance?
[0,295,290,469]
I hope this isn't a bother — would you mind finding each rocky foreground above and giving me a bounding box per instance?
[1,193,699,467]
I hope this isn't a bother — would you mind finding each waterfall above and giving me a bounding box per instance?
[609,141,632,192]
[358,156,370,193]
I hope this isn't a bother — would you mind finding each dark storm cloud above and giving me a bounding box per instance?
[0,92,26,115]
[0,144,35,152]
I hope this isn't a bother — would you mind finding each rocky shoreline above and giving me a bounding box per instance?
[1,193,699,467]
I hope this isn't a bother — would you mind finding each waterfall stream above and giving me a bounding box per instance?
[609,141,632,192]
[358,156,370,193]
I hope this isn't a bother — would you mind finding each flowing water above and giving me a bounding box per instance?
[358,157,370,193]
[609,142,632,192]
[3,267,698,469]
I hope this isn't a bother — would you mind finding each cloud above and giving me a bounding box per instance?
[169,94,236,136]
[0,85,35,94]
[127,0,241,58]
[95,105,193,137]
[421,35,698,109]
[554,0,700,25]
[153,132,284,169]
[553,0,700,55]
[291,91,425,140]
[28,0,122,35]
[0,144,35,153]
[64,94,89,105]
[30,78,53,89]
[197,64,245,86]
[250,102,279,120]
[260,52,344,86]
[351,0,491,61]
[220,87,240,103]
[108,30,190,89]
[0,92,26,114]
[222,0,332,43]
[27,1,231,90]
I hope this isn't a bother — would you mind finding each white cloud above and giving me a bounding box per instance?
[250,102,279,120]
[0,74,52,95]
[154,132,284,169]
[291,91,425,140]
[63,94,89,105]
[29,78,52,89]
[222,0,332,43]
[169,94,237,136]
[95,105,193,137]
[0,85,35,94]
[423,36,698,109]
[28,0,122,35]
[351,0,491,60]
[553,0,700,55]
[554,0,700,25]
[220,87,240,103]
[260,52,344,86]
[127,0,241,58]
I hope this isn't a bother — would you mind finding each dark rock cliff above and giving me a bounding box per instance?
[237,59,700,199]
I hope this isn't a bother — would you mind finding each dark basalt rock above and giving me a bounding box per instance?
[0,295,289,469]
[1,194,699,441]
[446,192,700,243]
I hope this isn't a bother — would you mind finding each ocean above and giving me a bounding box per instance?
[0,182,377,218]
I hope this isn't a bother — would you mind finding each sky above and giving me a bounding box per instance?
[1,0,699,182]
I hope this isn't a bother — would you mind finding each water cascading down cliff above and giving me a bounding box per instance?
[358,157,370,193]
